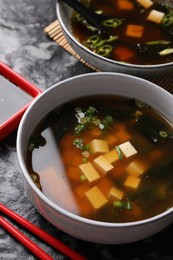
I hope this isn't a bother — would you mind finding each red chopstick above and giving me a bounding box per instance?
[0,216,53,260]
[0,203,86,260]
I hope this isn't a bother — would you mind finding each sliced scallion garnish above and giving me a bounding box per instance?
[115,146,123,160]
[158,48,173,56]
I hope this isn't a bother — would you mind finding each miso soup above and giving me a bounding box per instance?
[70,0,173,65]
[26,95,173,223]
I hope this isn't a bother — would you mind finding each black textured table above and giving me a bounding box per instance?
[1,1,173,259]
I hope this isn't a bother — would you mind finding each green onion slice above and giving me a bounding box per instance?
[115,146,123,160]
[158,48,173,56]
[102,18,123,29]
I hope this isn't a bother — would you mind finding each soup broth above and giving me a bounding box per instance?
[70,0,173,65]
[26,95,173,223]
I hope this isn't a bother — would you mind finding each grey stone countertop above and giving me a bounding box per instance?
[1,0,173,259]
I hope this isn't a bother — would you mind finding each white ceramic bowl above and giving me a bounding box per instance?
[56,1,173,78]
[17,72,173,244]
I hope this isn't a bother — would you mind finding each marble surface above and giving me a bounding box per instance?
[1,0,173,259]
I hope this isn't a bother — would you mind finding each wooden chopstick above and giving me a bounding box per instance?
[0,203,86,260]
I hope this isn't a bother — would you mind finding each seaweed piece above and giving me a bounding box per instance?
[27,135,46,151]
[134,114,169,143]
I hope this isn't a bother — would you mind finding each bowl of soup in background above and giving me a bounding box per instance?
[56,0,173,78]
[17,72,173,244]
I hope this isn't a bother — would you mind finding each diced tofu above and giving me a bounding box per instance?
[124,176,141,189]
[103,149,119,164]
[109,187,124,200]
[126,160,148,177]
[89,139,109,154]
[147,10,164,24]
[137,0,153,8]
[79,162,100,182]
[94,155,114,174]
[126,24,144,38]
[119,141,137,158]
[117,0,134,10]
[85,186,108,210]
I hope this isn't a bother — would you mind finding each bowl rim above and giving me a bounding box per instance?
[56,2,173,70]
[17,72,173,228]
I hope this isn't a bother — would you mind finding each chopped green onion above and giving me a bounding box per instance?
[162,13,173,27]
[115,146,123,160]
[146,40,171,45]
[72,13,83,23]
[74,124,85,135]
[73,138,85,149]
[100,115,114,129]
[159,130,168,138]
[82,157,88,163]
[80,175,87,182]
[158,48,173,56]
[83,35,118,57]
[96,44,113,57]
[86,106,97,115]
[113,200,133,210]
[84,35,100,48]
[102,18,123,29]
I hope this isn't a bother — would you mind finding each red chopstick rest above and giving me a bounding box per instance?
[0,62,42,141]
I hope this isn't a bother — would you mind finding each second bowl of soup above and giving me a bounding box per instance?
[57,0,173,77]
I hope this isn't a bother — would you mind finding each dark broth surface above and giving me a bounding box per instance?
[26,95,173,223]
[71,0,173,65]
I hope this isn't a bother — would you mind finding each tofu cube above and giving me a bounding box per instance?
[94,155,114,174]
[126,24,144,38]
[109,187,124,200]
[85,186,108,210]
[119,141,137,158]
[103,149,119,164]
[126,160,148,177]
[79,162,100,182]
[137,0,153,8]
[89,139,109,154]
[117,0,134,10]
[147,10,164,24]
[124,176,141,189]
